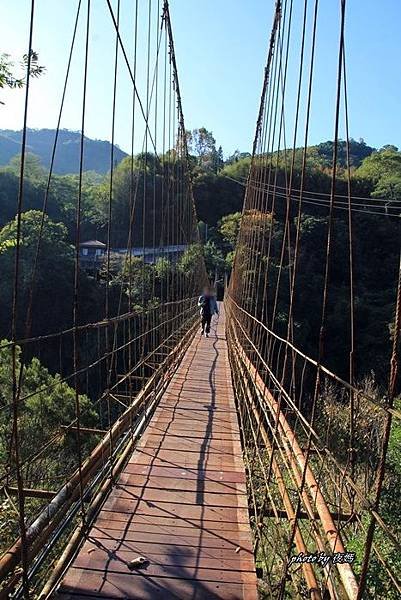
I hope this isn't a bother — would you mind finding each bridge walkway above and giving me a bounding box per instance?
[56,308,258,599]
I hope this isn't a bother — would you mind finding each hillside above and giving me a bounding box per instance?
[0,128,128,175]
[309,139,375,168]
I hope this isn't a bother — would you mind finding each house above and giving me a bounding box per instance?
[79,241,187,269]
[79,240,106,262]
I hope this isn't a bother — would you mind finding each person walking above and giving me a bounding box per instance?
[198,286,219,337]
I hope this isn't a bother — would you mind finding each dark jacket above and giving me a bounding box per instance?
[198,294,219,317]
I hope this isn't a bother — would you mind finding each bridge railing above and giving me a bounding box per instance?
[226,291,401,599]
[0,297,201,598]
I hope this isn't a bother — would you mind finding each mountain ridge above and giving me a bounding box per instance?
[0,128,128,175]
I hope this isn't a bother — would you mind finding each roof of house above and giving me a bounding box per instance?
[80,240,106,248]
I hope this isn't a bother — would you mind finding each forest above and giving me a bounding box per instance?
[1,129,401,392]
[1,126,401,596]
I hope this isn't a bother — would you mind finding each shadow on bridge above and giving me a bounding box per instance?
[56,310,258,600]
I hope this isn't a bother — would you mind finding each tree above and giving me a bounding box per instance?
[211,145,224,173]
[0,340,97,463]
[0,210,102,341]
[0,51,45,104]
[187,127,221,173]
[177,243,204,276]
[188,127,216,158]
[225,150,252,165]
[203,240,226,279]
[0,210,72,335]
[311,139,374,168]
[5,152,47,180]
[219,212,242,249]
[193,172,244,225]
[356,147,401,200]
[221,155,251,180]
[0,340,97,551]
[380,145,399,153]
[91,153,188,247]
[100,253,155,310]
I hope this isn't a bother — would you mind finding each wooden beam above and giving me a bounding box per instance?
[4,487,56,500]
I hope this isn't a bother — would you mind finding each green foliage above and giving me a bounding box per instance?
[320,378,384,468]
[0,133,397,384]
[186,127,223,174]
[91,153,188,246]
[0,161,104,240]
[101,253,156,310]
[356,146,401,200]
[225,250,235,269]
[187,127,215,161]
[219,212,242,248]
[155,256,171,279]
[5,152,47,181]
[225,150,252,165]
[177,240,225,281]
[177,243,204,276]
[0,51,45,104]
[203,240,225,278]
[0,210,102,340]
[193,171,244,225]
[310,138,374,168]
[221,155,251,180]
[345,399,401,599]
[0,340,97,464]
[0,340,97,551]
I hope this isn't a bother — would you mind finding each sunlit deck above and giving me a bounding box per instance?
[57,309,258,599]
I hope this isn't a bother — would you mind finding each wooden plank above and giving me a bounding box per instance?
[89,525,253,550]
[157,400,238,412]
[58,307,257,599]
[138,433,239,449]
[101,497,251,523]
[58,570,258,599]
[72,540,255,573]
[60,566,258,593]
[107,486,249,509]
[131,448,243,468]
[94,512,250,533]
[150,420,238,435]
[151,410,237,423]
[123,463,247,483]
[138,433,244,456]
[162,387,234,399]
[117,473,247,494]
[143,425,241,441]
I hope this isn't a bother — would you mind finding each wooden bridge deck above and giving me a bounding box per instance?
[57,309,258,599]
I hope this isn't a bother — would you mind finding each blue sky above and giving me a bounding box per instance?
[0,0,400,157]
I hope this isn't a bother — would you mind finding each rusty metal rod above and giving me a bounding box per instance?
[235,340,359,600]
[232,348,322,599]
[227,320,358,599]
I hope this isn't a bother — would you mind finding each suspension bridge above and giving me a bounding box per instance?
[1,1,400,599]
